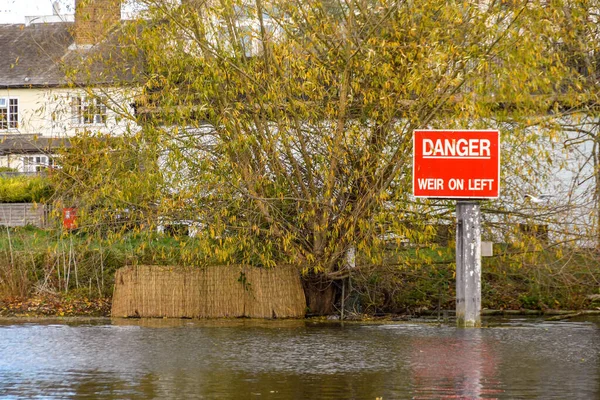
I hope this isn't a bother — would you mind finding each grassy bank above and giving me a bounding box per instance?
[350,244,600,313]
[0,226,209,316]
[1,227,599,316]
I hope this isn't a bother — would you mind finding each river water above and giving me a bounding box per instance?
[0,317,598,399]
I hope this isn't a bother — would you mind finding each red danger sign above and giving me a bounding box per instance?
[413,130,500,198]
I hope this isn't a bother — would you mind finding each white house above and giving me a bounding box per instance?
[0,0,138,173]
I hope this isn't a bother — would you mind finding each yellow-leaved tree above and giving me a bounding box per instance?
[55,0,585,313]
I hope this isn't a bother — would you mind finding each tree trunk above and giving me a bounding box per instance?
[302,273,338,316]
[594,131,600,250]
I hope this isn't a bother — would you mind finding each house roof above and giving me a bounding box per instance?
[0,22,139,88]
[0,22,74,88]
[0,134,70,155]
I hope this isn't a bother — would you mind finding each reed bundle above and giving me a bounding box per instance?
[111,265,306,319]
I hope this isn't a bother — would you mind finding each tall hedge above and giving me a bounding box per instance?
[0,176,54,203]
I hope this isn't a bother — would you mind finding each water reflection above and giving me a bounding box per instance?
[0,318,598,399]
[409,330,502,399]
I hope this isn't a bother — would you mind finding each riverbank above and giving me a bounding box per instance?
[1,291,598,321]
[1,227,600,316]
[0,293,110,317]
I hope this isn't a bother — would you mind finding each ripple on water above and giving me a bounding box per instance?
[0,318,598,399]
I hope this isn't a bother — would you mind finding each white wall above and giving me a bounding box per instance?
[0,87,138,138]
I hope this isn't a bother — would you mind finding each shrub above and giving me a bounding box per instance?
[0,176,54,203]
[0,167,17,172]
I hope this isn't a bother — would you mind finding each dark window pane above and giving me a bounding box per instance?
[9,98,18,128]
[0,107,7,130]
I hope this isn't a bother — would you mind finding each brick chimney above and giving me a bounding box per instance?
[74,0,121,46]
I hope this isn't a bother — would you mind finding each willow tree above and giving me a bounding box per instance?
[58,0,569,312]
[545,0,600,248]
[484,0,600,251]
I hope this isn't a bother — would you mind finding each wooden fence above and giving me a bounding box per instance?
[0,203,49,228]
[111,265,307,319]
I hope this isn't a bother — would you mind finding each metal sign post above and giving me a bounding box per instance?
[413,130,499,328]
[456,201,482,327]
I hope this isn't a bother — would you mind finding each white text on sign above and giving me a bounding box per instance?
[417,178,494,191]
[422,138,491,159]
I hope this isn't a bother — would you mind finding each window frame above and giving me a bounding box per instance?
[0,97,19,130]
[22,155,54,173]
[71,95,108,126]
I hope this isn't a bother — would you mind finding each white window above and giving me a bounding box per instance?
[71,96,107,125]
[0,98,19,129]
[22,156,54,173]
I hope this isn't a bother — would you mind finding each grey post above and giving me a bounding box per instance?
[455,201,481,327]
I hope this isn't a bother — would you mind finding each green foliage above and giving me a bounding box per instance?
[62,1,575,271]
[0,227,216,298]
[0,175,53,203]
[350,243,600,312]
[53,0,599,302]
[1,227,598,311]
[51,131,162,232]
